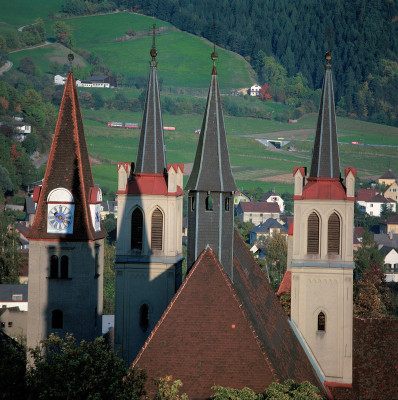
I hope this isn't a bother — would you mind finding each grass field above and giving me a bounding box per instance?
[0,0,63,27]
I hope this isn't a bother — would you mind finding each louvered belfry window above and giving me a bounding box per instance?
[328,212,340,254]
[131,208,143,250]
[151,208,163,251]
[307,212,320,254]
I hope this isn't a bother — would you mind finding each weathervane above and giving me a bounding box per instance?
[211,18,218,66]
[150,23,157,64]
[67,40,74,72]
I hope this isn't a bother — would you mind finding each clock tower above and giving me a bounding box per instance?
[26,71,107,348]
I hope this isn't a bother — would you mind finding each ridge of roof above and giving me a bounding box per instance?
[27,72,106,241]
[135,56,167,174]
[379,169,397,179]
[309,53,340,179]
[185,64,236,192]
[239,201,280,213]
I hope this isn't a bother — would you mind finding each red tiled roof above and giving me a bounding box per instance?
[27,72,106,241]
[379,170,397,180]
[386,214,398,224]
[117,173,184,196]
[294,178,348,200]
[357,188,379,202]
[287,220,294,235]
[277,271,291,296]
[133,231,325,398]
[167,163,184,173]
[368,194,395,203]
[239,201,280,213]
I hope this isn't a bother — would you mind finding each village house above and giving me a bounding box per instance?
[378,169,397,187]
[384,181,398,202]
[380,246,398,282]
[237,201,280,224]
[259,190,285,212]
[380,214,398,235]
[365,194,396,216]
[249,218,288,245]
[233,189,251,206]
[250,83,261,96]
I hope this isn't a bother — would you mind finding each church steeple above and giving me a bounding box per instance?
[186,50,236,279]
[185,52,236,192]
[135,24,167,174]
[27,71,106,241]
[309,51,340,179]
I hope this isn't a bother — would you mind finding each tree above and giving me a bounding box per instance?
[259,84,272,101]
[154,376,188,400]
[263,380,321,399]
[26,333,147,400]
[354,230,384,277]
[0,213,23,284]
[211,386,259,400]
[18,56,36,75]
[354,262,392,318]
[52,21,73,45]
[265,233,287,291]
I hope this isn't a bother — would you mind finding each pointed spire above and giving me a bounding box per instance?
[309,51,340,179]
[27,72,106,241]
[135,24,167,174]
[185,51,236,192]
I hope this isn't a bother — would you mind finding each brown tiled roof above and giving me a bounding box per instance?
[133,231,325,398]
[328,318,398,400]
[368,194,395,203]
[277,271,291,296]
[356,188,379,202]
[27,73,106,241]
[379,169,397,180]
[239,201,280,213]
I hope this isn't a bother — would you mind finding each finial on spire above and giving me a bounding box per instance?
[67,40,74,72]
[325,27,333,67]
[211,19,218,71]
[150,23,157,61]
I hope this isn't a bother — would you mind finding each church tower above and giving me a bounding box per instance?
[186,50,237,279]
[290,51,355,384]
[26,68,107,348]
[114,29,184,364]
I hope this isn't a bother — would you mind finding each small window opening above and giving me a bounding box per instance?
[50,255,58,278]
[94,249,100,278]
[8,322,13,327]
[225,197,230,211]
[139,304,149,332]
[318,312,325,331]
[190,196,195,211]
[60,256,68,278]
[52,309,63,329]
[206,195,213,211]
[131,208,143,250]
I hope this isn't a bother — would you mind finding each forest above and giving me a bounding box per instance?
[59,0,398,127]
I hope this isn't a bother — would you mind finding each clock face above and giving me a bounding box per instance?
[48,205,73,232]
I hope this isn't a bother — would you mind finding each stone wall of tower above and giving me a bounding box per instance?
[187,191,234,279]
[115,191,183,364]
[27,239,104,349]
[290,196,354,384]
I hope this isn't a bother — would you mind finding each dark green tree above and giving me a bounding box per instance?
[18,56,36,75]
[354,230,385,277]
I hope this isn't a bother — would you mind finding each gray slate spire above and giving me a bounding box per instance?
[309,51,341,179]
[185,64,237,192]
[135,31,166,174]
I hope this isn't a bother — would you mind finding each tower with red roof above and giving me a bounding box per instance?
[26,70,107,348]
[290,51,356,385]
[114,28,184,364]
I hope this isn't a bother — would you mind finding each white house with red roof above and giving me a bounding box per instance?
[365,194,396,216]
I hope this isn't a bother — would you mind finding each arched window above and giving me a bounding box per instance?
[318,312,326,331]
[131,208,143,250]
[307,212,319,254]
[225,197,230,211]
[151,208,163,251]
[206,195,213,211]
[328,212,340,255]
[52,309,63,329]
[139,304,149,332]
[50,255,58,278]
[60,256,68,278]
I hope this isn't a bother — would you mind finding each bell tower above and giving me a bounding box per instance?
[290,51,355,384]
[26,67,107,348]
[185,49,237,279]
[114,26,184,364]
